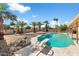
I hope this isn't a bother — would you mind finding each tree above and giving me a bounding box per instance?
[37,22,43,31]
[25,26,31,33]
[59,24,68,31]
[3,24,10,30]
[14,21,27,33]
[26,26,31,29]
[10,22,15,26]
[0,4,17,39]
[3,24,10,34]
[53,18,58,28]
[31,22,37,33]
[44,21,49,32]
[14,22,19,33]
[19,21,27,33]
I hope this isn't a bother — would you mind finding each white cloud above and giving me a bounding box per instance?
[8,3,31,13]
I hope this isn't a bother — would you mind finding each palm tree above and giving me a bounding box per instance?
[31,22,37,33]
[14,22,19,33]
[10,22,15,26]
[15,21,27,33]
[37,22,42,31]
[44,21,49,32]
[10,22,16,33]
[53,18,59,32]
[53,18,58,28]
[3,24,10,31]
[0,4,17,39]
[19,21,27,33]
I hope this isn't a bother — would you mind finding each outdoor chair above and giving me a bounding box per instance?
[31,37,49,50]
[36,46,54,56]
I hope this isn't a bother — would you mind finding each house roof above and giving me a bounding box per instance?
[68,14,79,28]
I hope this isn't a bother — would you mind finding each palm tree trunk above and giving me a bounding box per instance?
[46,24,48,32]
[0,15,4,40]
[0,15,9,54]
[33,26,36,33]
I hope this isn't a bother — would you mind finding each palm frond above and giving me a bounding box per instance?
[0,4,8,11]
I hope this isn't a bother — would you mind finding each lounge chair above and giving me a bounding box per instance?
[31,37,49,50]
[36,46,54,56]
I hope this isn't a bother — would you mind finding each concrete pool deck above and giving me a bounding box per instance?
[14,34,79,56]
[14,41,79,56]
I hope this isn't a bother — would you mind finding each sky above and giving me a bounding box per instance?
[3,3,79,28]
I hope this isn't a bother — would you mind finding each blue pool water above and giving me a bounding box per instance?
[37,33,73,48]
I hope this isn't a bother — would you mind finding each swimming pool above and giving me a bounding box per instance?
[37,33,73,48]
